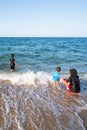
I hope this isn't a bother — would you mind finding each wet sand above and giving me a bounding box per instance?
[0,80,87,130]
[79,109,87,129]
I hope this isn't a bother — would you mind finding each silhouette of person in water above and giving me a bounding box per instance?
[10,54,18,71]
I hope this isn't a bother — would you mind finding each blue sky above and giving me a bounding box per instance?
[0,0,87,37]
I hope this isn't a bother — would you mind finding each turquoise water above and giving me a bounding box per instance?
[0,37,87,73]
[0,37,87,94]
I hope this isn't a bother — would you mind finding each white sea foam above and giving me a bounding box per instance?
[0,71,87,88]
[0,73,87,130]
[0,71,52,86]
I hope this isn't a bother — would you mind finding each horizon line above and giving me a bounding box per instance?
[0,36,87,38]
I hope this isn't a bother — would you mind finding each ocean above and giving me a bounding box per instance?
[0,37,87,130]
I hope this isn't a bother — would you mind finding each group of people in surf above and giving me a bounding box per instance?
[52,67,80,93]
[10,54,80,93]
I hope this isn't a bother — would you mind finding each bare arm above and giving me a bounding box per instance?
[14,61,19,67]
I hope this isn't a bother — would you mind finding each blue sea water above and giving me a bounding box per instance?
[0,37,87,73]
[0,37,87,92]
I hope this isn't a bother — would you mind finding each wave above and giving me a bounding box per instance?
[0,71,52,87]
[0,70,87,90]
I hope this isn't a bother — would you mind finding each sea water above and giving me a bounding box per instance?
[0,37,87,73]
[0,37,87,130]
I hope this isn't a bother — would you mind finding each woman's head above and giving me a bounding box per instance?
[70,69,77,77]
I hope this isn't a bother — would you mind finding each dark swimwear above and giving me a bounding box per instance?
[10,58,15,70]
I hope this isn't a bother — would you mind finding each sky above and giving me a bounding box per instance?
[0,0,87,37]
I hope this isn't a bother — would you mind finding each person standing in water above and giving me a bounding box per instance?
[52,67,61,91]
[10,54,18,71]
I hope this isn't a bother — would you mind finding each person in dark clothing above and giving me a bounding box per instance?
[10,54,18,71]
[63,69,80,93]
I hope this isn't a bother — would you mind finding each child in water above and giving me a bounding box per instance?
[62,69,80,93]
[52,67,61,91]
[10,54,18,71]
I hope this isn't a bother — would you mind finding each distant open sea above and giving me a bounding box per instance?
[0,37,87,130]
[0,37,87,72]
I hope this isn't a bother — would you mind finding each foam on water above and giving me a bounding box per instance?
[0,70,87,85]
[0,82,87,130]
[0,71,52,87]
